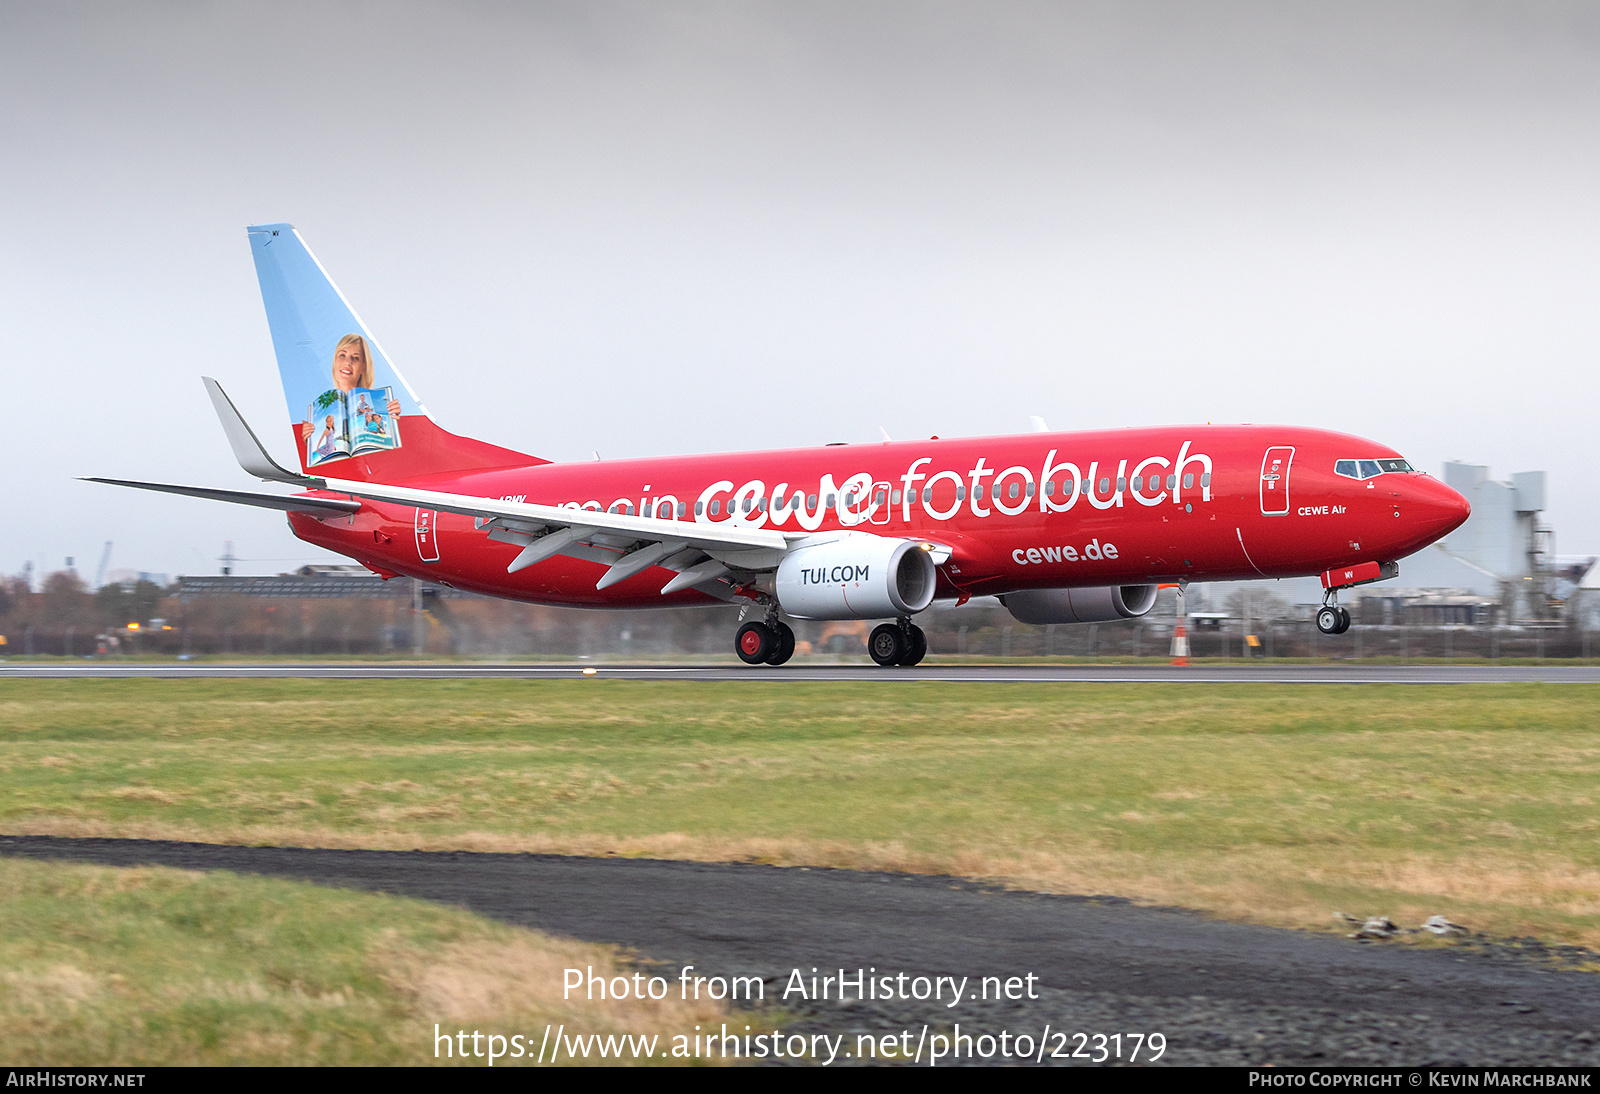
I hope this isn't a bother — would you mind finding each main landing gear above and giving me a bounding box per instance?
[868,619,927,667]
[1315,598,1352,636]
[732,612,926,667]
[735,619,796,666]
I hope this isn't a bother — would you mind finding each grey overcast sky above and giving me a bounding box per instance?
[3,1,1597,580]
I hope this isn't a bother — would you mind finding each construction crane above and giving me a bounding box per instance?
[93,541,113,590]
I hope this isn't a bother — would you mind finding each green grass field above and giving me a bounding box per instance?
[3,679,1598,947]
[0,856,738,1065]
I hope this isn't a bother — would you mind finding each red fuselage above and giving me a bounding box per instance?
[288,424,1470,608]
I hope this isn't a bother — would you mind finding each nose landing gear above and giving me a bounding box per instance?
[1315,600,1351,635]
[868,619,927,667]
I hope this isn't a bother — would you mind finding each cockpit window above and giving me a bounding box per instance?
[1336,457,1414,480]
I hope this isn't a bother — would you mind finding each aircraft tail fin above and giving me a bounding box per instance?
[246,223,541,481]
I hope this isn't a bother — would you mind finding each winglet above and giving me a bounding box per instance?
[203,376,314,486]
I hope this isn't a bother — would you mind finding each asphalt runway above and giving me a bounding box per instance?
[3,835,1596,1066]
[2,662,1598,683]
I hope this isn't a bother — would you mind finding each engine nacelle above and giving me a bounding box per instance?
[1000,584,1159,625]
[775,533,938,620]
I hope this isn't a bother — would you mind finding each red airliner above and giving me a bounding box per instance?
[93,225,1471,666]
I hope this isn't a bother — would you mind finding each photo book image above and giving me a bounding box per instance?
[306,385,402,467]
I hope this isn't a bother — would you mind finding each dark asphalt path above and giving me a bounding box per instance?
[3,836,1596,1066]
[2,662,1597,683]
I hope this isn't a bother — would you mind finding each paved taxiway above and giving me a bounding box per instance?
[3,836,1595,1066]
[2,662,1597,682]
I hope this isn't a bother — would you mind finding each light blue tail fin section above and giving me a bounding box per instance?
[247,223,424,420]
[245,223,539,479]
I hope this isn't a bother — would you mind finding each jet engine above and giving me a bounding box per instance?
[999,584,1159,625]
[775,533,938,620]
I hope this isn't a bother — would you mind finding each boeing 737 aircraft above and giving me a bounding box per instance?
[93,225,1471,666]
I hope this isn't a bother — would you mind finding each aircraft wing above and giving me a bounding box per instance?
[316,476,789,592]
[171,376,847,595]
[83,477,362,517]
[202,376,309,485]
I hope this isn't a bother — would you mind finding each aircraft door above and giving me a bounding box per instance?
[1260,447,1294,516]
[415,508,441,562]
[869,481,892,524]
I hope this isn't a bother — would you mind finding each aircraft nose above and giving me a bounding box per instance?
[1405,476,1471,539]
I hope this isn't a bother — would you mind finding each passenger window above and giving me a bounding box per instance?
[1026,482,1035,497]
[758,498,767,511]
[874,490,885,505]
[1182,474,1193,489]
[1116,477,1125,492]
[1098,478,1109,492]
[694,501,703,516]
[974,485,984,500]
[807,494,817,508]
[677,502,687,518]
[922,488,932,502]
[1132,476,1142,490]
[826,494,835,507]
[1166,475,1176,490]
[957,486,966,500]
[1044,481,1055,497]
[891,490,901,504]
[1008,482,1019,499]
[1201,472,1211,487]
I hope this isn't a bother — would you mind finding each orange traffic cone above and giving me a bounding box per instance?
[1170,621,1189,666]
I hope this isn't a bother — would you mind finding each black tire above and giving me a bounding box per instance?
[902,624,927,666]
[766,621,796,666]
[1334,606,1352,634]
[736,621,776,665]
[1315,606,1341,635]
[868,623,907,666]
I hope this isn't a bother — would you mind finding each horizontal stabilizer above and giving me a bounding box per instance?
[84,478,361,516]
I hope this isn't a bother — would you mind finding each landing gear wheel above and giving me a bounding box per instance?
[868,623,908,667]
[1315,606,1341,635]
[736,621,776,665]
[1334,606,1351,634]
[902,624,927,667]
[766,621,796,666]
